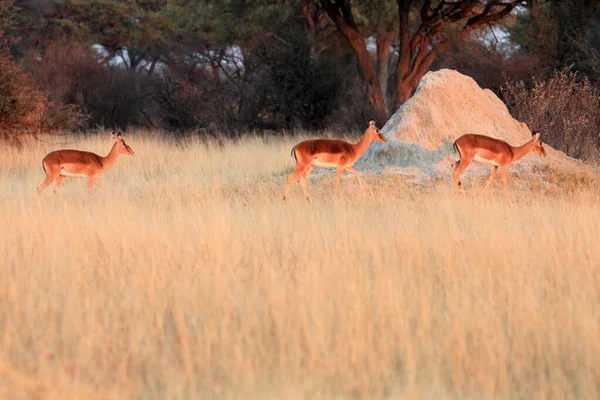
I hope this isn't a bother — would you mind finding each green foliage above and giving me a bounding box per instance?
[508,0,600,81]
[0,0,598,144]
[13,0,178,69]
[253,24,339,129]
[352,0,398,33]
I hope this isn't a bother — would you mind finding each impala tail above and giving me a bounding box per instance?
[451,141,461,171]
[290,146,297,166]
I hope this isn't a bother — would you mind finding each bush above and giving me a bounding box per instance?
[153,65,229,133]
[502,67,600,162]
[0,50,86,140]
[31,40,149,130]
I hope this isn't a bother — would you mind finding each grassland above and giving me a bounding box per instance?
[1,132,599,399]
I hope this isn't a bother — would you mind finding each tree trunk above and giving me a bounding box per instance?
[394,81,413,109]
[148,56,159,76]
[319,0,388,122]
[348,33,388,123]
[376,31,394,113]
[393,1,413,111]
[393,37,447,111]
[208,58,223,88]
[323,0,523,115]
[300,0,318,54]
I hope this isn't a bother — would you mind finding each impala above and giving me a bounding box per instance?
[37,132,135,199]
[283,119,386,202]
[451,131,547,194]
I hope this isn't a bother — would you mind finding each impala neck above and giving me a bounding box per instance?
[352,131,374,159]
[101,142,121,171]
[511,140,537,162]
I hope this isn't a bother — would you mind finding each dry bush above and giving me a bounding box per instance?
[0,51,45,133]
[153,67,230,132]
[502,67,600,162]
[1,132,599,399]
[23,31,369,134]
[0,50,86,147]
[31,40,151,129]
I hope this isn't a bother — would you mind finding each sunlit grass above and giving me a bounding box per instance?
[1,132,599,399]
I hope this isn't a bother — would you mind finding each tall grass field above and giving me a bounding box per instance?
[1,132,599,399]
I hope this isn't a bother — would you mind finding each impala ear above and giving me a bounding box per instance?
[368,119,376,127]
[117,131,123,141]
[111,131,117,140]
[533,131,540,140]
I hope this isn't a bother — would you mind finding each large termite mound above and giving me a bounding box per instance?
[357,69,579,182]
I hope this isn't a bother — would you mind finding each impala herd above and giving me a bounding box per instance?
[36,121,548,201]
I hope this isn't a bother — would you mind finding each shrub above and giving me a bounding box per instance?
[31,40,148,130]
[153,66,229,132]
[502,67,600,162]
[0,50,86,141]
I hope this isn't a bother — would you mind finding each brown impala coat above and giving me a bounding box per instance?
[37,132,135,199]
[283,120,386,202]
[451,132,547,193]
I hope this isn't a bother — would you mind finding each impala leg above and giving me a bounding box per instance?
[37,178,54,195]
[453,158,470,191]
[53,176,65,199]
[298,177,311,204]
[88,178,104,201]
[499,166,508,194]
[37,173,57,196]
[302,165,313,181]
[94,178,103,194]
[481,166,498,195]
[87,177,96,200]
[345,166,368,193]
[335,166,344,195]
[297,166,312,203]
[283,166,305,201]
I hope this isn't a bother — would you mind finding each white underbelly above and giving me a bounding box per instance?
[60,171,88,178]
[473,154,499,167]
[311,160,339,169]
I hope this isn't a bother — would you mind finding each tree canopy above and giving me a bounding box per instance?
[0,0,596,133]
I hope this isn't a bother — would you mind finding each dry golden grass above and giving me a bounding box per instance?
[1,132,599,399]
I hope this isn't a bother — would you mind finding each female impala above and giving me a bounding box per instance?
[37,132,135,199]
[451,131,547,194]
[283,119,386,202]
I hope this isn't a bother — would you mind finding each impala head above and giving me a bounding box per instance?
[367,119,386,143]
[111,131,135,155]
[531,131,547,158]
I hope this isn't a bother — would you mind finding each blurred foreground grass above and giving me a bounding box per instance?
[1,132,599,399]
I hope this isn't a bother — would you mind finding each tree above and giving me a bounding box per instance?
[12,0,178,73]
[507,0,600,81]
[318,0,536,119]
[550,0,600,81]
